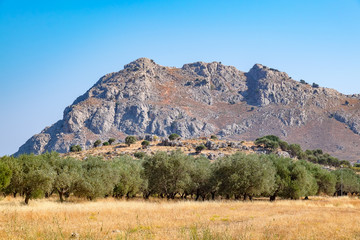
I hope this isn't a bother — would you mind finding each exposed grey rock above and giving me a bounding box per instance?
[277,151,291,158]
[242,146,249,151]
[219,142,228,148]
[331,111,360,135]
[159,139,183,147]
[205,141,219,150]
[255,149,271,155]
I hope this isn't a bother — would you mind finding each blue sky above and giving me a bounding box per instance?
[0,0,360,155]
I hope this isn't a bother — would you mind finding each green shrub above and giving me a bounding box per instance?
[255,136,279,151]
[195,145,206,153]
[278,140,289,151]
[125,136,137,146]
[94,140,102,148]
[134,152,146,159]
[169,133,180,141]
[210,135,218,140]
[108,138,116,145]
[70,145,82,152]
[141,140,150,148]
[288,144,303,158]
[103,142,109,146]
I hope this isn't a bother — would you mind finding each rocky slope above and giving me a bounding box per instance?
[15,58,360,161]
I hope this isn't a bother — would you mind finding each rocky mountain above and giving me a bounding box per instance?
[15,58,360,161]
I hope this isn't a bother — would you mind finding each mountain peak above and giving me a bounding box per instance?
[247,63,289,81]
[124,57,158,71]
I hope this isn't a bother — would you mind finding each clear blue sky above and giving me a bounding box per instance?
[1,0,360,156]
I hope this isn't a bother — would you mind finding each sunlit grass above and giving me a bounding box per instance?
[0,196,359,239]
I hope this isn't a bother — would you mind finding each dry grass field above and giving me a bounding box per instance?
[0,197,360,240]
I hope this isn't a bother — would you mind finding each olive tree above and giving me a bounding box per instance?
[332,168,360,195]
[0,160,11,192]
[111,156,144,198]
[125,136,137,146]
[73,157,118,200]
[18,154,55,204]
[142,150,191,199]
[214,153,276,200]
[1,156,23,197]
[298,160,336,196]
[53,157,82,202]
[185,156,212,200]
[288,161,317,199]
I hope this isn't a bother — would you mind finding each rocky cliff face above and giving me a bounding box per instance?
[15,58,360,161]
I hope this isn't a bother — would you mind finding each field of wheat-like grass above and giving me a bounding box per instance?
[0,196,360,239]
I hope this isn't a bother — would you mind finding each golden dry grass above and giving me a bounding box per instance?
[1,197,360,239]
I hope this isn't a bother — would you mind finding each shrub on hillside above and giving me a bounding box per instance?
[278,140,289,151]
[125,136,137,146]
[210,135,218,140]
[168,133,180,141]
[70,145,82,152]
[312,83,319,88]
[195,145,206,153]
[141,140,150,148]
[255,136,279,151]
[93,140,102,148]
[108,138,116,145]
[134,152,146,159]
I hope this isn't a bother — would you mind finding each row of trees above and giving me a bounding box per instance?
[0,151,358,204]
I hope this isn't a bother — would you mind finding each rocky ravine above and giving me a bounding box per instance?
[15,58,360,161]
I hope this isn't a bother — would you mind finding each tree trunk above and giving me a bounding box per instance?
[24,194,30,205]
[59,191,64,203]
[270,195,276,201]
[13,192,17,198]
[143,193,150,199]
[64,192,70,199]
